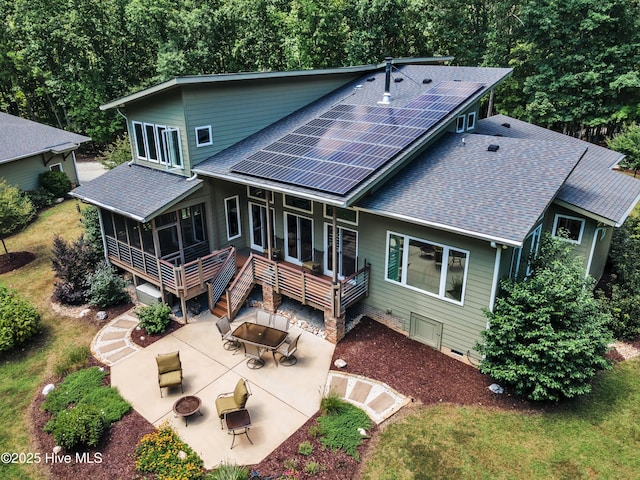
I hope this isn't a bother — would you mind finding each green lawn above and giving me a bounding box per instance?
[361,359,640,480]
[0,200,95,480]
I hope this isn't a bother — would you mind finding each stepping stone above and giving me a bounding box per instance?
[349,380,372,404]
[101,330,127,341]
[106,346,137,363]
[101,340,127,353]
[329,376,348,397]
[367,392,395,414]
[113,319,138,329]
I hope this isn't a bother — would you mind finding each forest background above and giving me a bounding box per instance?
[1,0,639,146]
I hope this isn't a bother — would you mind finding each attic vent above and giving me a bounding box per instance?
[366,77,376,82]
[488,144,500,152]
[394,77,404,83]
[422,78,432,84]
[501,122,511,128]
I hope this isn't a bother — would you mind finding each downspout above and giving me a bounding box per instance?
[585,226,606,279]
[116,108,134,166]
[489,241,503,312]
[331,207,338,283]
[97,208,110,265]
[265,192,273,259]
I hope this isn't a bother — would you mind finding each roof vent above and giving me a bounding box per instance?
[488,144,500,152]
[422,78,432,84]
[366,77,376,82]
[378,57,393,105]
[394,77,403,83]
[501,122,511,128]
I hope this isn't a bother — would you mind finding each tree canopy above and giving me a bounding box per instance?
[1,0,639,142]
[0,179,35,256]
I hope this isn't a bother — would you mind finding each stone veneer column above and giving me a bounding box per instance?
[261,284,282,313]
[324,310,346,344]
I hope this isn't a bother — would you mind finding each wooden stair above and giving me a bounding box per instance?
[210,294,229,318]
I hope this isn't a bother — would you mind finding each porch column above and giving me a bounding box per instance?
[324,310,345,344]
[265,191,273,257]
[262,283,282,313]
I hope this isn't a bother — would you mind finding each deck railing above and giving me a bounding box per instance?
[224,253,370,320]
[106,236,235,298]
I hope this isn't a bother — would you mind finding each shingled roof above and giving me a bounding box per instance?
[70,164,203,222]
[475,115,640,227]
[0,112,90,163]
[357,133,586,246]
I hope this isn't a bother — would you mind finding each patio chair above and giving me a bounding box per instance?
[244,343,266,369]
[156,351,183,398]
[275,333,301,366]
[215,378,251,428]
[255,310,273,327]
[216,315,240,351]
[272,314,289,331]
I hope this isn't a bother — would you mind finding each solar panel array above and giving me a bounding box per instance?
[231,81,484,195]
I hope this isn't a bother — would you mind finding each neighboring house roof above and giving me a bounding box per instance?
[357,133,586,247]
[475,115,640,227]
[70,164,203,223]
[194,64,513,205]
[0,112,90,164]
[99,58,452,111]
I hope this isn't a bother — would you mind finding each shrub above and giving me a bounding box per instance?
[205,462,249,480]
[317,399,371,460]
[54,344,91,378]
[85,262,130,308]
[0,179,36,255]
[51,234,97,305]
[597,284,640,340]
[304,461,321,474]
[39,170,72,197]
[0,283,40,352]
[97,133,133,170]
[44,403,106,450]
[137,303,172,334]
[477,234,613,402]
[135,422,204,480]
[298,440,313,456]
[80,205,104,260]
[319,391,344,415]
[25,188,56,210]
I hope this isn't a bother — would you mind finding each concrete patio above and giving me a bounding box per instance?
[110,308,335,470]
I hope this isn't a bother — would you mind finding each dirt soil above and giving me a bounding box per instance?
[0,251,36,274]
[30,316,632,480]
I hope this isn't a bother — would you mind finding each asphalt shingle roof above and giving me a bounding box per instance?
[0,112,90,163]
[475,115,640,226]
[357,133,586,246]
[70,163,203,222]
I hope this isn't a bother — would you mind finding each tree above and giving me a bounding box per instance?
[607,123,640,176]
[97,133,133,170]
[0,179,36,256]
[477,233,612,402]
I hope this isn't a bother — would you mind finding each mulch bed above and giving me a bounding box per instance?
[0,251,36,274]
[30,316,635,480]
[130,318,185,348]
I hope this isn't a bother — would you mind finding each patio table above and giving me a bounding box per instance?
[232,322,288,365]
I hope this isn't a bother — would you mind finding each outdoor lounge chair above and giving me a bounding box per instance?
[255,310,273,327]
[216,315,240,351]
[244,343,266,369]
[215,378,251,428]
[271,314,289,331]
[156,351,183,398]
[275,333,300,366]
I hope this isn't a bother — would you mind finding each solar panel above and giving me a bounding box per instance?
[231,81,484,195]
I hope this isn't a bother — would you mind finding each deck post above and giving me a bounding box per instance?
[262,283,282,313]
[324,309,345,344]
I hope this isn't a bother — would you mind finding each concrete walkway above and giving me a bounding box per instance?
[92,307,410,469]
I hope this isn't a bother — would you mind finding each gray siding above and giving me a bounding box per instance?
[183,74,361,166]
[356,212,496,359]
[0,154,79,191]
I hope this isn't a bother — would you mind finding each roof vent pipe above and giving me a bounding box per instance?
[378,57,393,105]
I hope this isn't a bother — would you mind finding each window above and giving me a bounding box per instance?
[195,126,213,147]
[466,112,476,130]
[324,205,358,225]
[224,196,241,240]
[247,186,274,202]
[552,214,585,244]
[49,163,63,172]
[456,115,465,133]
[284,195,312,213]
[131,120,183,167]
[385,231,469,304]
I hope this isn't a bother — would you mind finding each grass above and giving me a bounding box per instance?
[0,200,94,479]
[361,359,640,480]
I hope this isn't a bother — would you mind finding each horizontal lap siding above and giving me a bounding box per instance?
[1,155,78,191]
[184,75,361,166]
[356,212,495,358]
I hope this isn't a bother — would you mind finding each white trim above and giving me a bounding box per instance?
[248,201,274,251]
[144,122,159,162]
[552,213,585,244]
[489,246,502,312]
[323,223,359,278]
[132,121,147,160]
[195,125,213,147]
[49,162,63,172]
[466,111,477,131]
[456,115,466,133]
[284,194,313,213]
[224,195,242,241]
[384,230,469,306]
[585,226,607,279]
[247,185,274,202]
[284,212,314,265]
[323,204,359,225]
